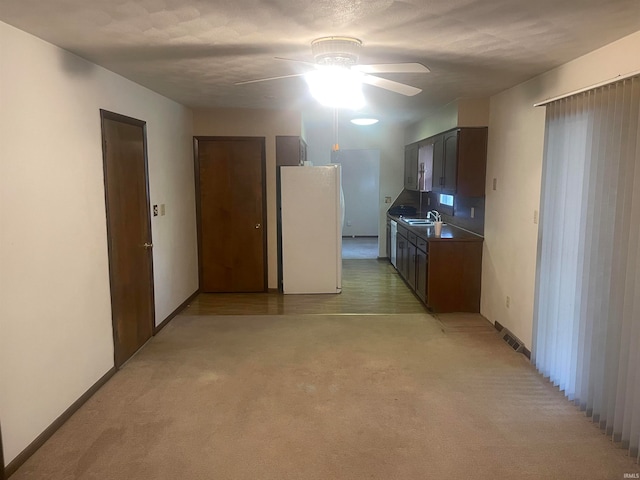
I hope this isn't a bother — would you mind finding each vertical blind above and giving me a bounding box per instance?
[533,75,640,462]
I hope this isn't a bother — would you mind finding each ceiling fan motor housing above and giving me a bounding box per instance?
[311,36,362,66]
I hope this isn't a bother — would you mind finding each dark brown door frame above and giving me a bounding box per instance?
[193,136,268,291]
[1,421,5,480]
[100,109,155,367]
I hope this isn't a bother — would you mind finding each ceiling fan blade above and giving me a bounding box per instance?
[361,74,422,96]
[274,57,318,68]
[354,63,430,74]
[90,44,304,63]
[234,73,306,86]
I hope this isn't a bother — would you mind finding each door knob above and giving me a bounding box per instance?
[143,243,153,248]
[255,224,261,229]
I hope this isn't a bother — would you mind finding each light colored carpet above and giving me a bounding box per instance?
[11,313,639,479]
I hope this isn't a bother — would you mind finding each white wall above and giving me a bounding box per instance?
[405,98,490,144]
[0,21,198,464]
[482,30,640,347]
[148,115,199,323]
[458,98,490,127]
[192,108,302,289]
[303,113,405,257]
[404,100,459,144]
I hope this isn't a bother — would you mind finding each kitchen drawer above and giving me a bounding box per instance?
[417,237,428,252]
[408,231,417,245]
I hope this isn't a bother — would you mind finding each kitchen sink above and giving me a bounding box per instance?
[400,218,435,226]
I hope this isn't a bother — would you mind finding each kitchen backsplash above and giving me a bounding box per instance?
[388,189,485,236]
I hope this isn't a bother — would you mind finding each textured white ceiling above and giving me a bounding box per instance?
[2,0,639,123]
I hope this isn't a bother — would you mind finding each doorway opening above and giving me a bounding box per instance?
[332,149,380,259]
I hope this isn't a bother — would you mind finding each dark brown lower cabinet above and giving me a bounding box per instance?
[404,235,427,303]
[407,241,417,290]
[415,247,428,302]
[426,241,482,312]
[396,229,409,280]
[393,224,482,313]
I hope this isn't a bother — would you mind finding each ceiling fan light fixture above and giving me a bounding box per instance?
[305,66,365,110]
[311,36,362,66]
[350,118,379,126]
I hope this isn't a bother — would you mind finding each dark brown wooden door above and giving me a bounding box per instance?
[1,421,5,480]
[101,110,154,368]
[195,137,267,292]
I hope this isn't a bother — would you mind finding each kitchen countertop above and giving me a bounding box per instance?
[388,214,484,242]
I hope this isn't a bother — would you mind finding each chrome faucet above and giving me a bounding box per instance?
[426,210,441,222]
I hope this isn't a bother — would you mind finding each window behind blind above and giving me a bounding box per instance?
[533,75,640,462]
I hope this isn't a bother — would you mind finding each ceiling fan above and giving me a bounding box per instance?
[234,36,429,97]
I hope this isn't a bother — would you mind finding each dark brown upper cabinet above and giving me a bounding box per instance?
[404,142,419,190]
[455,128,488,197]
[405,127,488,197]
[438,130,459,194]
[276,136,307,166]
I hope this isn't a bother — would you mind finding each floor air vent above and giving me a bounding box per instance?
[502,331,523,352]
[494,321,531,359]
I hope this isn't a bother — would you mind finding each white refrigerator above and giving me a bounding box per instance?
[280,165,342,294]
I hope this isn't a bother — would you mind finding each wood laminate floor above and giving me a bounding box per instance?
[342,236,379,259]
[185,259,428,315]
